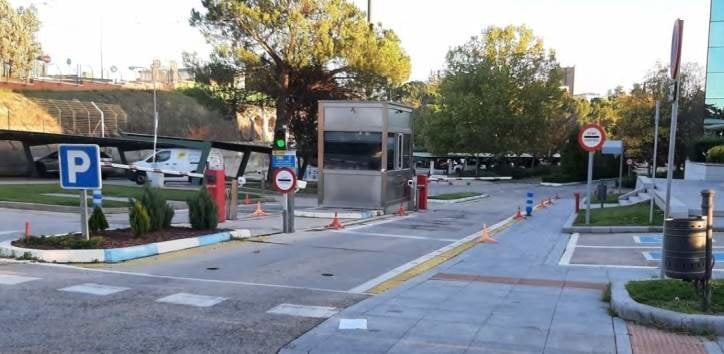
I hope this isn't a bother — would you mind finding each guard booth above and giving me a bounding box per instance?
[317,101,414,213]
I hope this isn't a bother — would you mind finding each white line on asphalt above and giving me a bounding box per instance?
[347,213,517,294]
[0,273,40,285]
[342,215,416,231]
[334,230,458,242]
[561,263,724,271]
[267,303,338,318]
[29,262,370,295]
[156,292,227,307]
[59,283,129,296]
[558,233,579,266]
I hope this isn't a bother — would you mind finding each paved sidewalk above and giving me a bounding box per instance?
[279,200,698,354]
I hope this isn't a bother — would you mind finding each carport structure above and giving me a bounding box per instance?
[0,130,271,180]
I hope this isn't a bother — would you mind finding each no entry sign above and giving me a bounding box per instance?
[578,124,607,152]
[272,167,297,193]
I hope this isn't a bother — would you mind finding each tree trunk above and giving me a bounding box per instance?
[275,69,291,130]
[299,152,311,180]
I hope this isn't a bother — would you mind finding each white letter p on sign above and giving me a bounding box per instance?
[67,150,90,183]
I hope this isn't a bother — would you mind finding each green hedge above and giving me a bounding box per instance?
[541,173,583,183]
[707,146,724,163]
[689,137,724,162]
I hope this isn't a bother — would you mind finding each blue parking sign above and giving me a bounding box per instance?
[58,144,102,189]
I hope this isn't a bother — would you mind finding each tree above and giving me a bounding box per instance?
[190,0,411,175]
[0,0,41,79]
[423,25,573,159]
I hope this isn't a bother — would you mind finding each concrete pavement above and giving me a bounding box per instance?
[280,197,713,354]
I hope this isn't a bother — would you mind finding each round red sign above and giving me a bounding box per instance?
[671,19,684,80]
[272,167,297,193]
[578,124,607,152]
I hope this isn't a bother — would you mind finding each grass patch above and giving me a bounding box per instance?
[429,192,482,200]
[574,202,663,226]
[627,279,724,315]
[591,193,622,204]
[0,184,264,207]
[20,234,104,249]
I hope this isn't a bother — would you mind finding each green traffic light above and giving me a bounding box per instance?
[275,139,286,148]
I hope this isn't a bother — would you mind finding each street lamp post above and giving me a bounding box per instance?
[129,66,159,165]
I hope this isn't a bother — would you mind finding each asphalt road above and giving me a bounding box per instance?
[0,180,583,353]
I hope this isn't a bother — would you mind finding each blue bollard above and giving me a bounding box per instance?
[526,192,534,216]
[92,190,102,208]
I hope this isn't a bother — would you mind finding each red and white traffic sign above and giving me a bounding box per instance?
[272,167,297,193]
[670,19,684,80]
[578,124,607,152]
[626,158,633,166]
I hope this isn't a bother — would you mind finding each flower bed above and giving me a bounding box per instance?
[12,227,222,250]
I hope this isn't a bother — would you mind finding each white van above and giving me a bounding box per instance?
[130,148,224,185]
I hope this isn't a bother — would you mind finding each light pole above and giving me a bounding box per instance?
[129,66,159,165]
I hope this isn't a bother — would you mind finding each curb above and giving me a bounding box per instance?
[429,176,512,182]
[0,229,252,263]
[0,201,128,214]
[611,280,724,335]
[428,193,490,204]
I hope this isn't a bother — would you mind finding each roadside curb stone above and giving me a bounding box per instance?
[611,280,724,335]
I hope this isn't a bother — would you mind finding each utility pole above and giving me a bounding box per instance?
[367,0,372,23]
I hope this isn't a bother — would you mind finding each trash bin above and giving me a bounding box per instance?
[663,216,707,280]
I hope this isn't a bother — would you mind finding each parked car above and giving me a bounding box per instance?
[34,151,120,178]
[129,148,225,185]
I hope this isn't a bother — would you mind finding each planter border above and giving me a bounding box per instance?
[0,229,251,263]
[540,181,584,187]
[611,280,724,335]
[428,193,490,204]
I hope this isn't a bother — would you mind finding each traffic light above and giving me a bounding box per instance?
[273,126,288,150]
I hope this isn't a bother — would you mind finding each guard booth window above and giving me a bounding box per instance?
[386,133,412,170]
[324,131,382,170]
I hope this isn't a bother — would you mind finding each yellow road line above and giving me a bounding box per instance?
[366,218,518,294]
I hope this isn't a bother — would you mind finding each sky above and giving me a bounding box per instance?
[10,0,711,95]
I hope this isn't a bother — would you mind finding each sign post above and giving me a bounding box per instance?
[665,19,684,219]
[578,124,607,225]
[650,101,660,224]
[272,167,297,233]
[58,144,102,240]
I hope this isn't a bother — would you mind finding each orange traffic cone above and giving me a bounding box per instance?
[514,206,525,220]
[244,194,252,205]
[327,212,344,229]
[250,202,269,217]
[477,224,497,243]
[537,200,547,209]
[395,202,407,216]
[24,221,30,240]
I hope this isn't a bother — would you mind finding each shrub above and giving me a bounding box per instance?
[542,173,583,183]
[707,145,724,163]
[129,200,151,238]
[88,206,109,234]
[20,234,103,249]
[187,189,218,230]
[689,137,724,162]
[139,187,174,232]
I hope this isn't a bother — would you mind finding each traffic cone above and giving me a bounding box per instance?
[244,194,252,205]
[547,197,553,205]
[395,202,407,216]
[537,200,547,209]
[24,222,30,240]
[514,206,525,220]
[327,212,344,229]
[250,202,269,217]
[477,224,497,243]
[554,193,560,200]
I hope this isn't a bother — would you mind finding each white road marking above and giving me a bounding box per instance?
[342,215,416,231]
[156,292,226,307]
[339,318,368,329]
[0,274,39,285]
[59,283,129,296]
[348,213,517,293]
[31,262,368,295]
[558,233,579,266]
[335,230,457,242]
[642,251,657,262]
[267,303,338,318]
[561,263,724,271]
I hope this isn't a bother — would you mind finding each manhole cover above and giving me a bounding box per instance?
[321,273,334,277]
[206,267,219,270]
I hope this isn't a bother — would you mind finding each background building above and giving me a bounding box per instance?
[705,0,724,132]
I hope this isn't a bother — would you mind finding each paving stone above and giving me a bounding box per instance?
[365,302,429,320]
[544,330,615,354]
[309,334,398,354]
[402,319,480,347]
[388,340,468,354]
[471,324,547,350]
[423,308,491,326]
